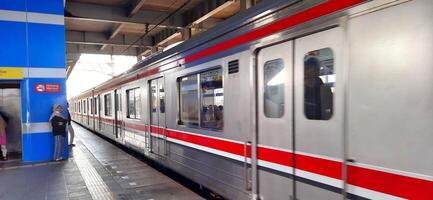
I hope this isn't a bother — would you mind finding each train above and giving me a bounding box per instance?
[69,0,433,199]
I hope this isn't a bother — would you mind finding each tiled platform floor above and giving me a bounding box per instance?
[0,123,203,200]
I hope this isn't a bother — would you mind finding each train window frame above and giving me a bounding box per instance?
[126,87,141,120]
[177,66,224,131]
[263,58,285,118]
[90,98,94,114]
[94,97,98,115]
[83,99,87,114]
[178,73,200,127]
[104,93,112,117]
[303,48,334,120]
[98,95,102,114]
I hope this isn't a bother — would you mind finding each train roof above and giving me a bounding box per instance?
[70,0,321,100]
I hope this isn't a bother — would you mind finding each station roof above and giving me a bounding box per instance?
[65,0,250,76]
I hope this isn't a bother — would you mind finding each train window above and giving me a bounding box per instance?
[90,98,94,114]
[126,88,141,119]
[264,58,285,118]
[304,48,334,120]
[159,82,165,114]
[83,100,87,114]
[94,97,98,115]
[200,69,223,130]
[104,94,112,116]
[150,82,157,113]
[178,67,224,130]
[179,74,199,126]
[98,96,101,113]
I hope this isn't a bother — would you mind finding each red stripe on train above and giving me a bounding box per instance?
[184,0,366,63]
[155,126,432,199]
[74,117,433,199]
[347,165,433,199]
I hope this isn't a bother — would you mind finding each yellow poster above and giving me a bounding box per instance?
[0,67,23,79]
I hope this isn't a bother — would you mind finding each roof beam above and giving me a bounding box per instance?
[191,0,236,26]
[103,0,148,50]
[183,0,235,26]
[67,44,139,56]
[65,2,185,29]
[152,28,181,46]
[66,30,152,48]
[137,0,234,56]
[66,53,80,78]
[100,24,125,50]
[129,0,148,17]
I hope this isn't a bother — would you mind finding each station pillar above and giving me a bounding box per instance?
[0,0,67,162]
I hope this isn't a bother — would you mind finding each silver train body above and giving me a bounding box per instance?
[69,0,433,199]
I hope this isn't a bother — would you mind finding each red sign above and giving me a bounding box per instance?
[34,83,61,93]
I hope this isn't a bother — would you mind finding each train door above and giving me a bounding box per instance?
[86,98,90,125]
[114,89,123,139]
[293,27,345,199]
[98,95,102,131]
[91,96,95,130]
[256,41,294,200]
[149,77,166,156]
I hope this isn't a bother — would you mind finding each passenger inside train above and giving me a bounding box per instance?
[304,54,333,120]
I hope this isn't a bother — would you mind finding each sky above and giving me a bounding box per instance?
[66,54,137,99]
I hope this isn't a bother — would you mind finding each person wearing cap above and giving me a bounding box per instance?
[49,104,67,161]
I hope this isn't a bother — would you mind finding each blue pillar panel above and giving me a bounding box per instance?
[0,21,27,67]
[27,23,66,68]
[0,0,26,12]
[22,132,68,162]
[1,0,67,162]
[26,0,64,15]
[23,78,67,123]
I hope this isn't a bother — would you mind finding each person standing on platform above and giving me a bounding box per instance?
[0,113,8,161]
[67,103,75,147]
[49,104,67,161]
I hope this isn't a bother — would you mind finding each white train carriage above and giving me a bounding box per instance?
[69,0,433,199]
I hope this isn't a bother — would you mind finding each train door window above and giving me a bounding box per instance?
[159,81,165,114]
[90,98,94,114]
[98,96,101,114]
[118,94,122,112]
[200,69,223,130]
[179,74,199,126]
[83,100,87,114]
[94,97,98,115]
[104,93,112,116]
[150,82,157,113]
[304,48,334,120]
[264,58,285,118]
[126,88,141,119]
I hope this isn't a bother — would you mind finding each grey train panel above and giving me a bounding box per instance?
[169,143,250,199]
[347,0,433,176]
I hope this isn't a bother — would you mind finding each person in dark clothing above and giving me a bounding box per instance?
[67,103,75,147]
[304,57,329,120]
[50,104,67,161]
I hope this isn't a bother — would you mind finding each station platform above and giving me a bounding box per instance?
[0,123,204,200]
